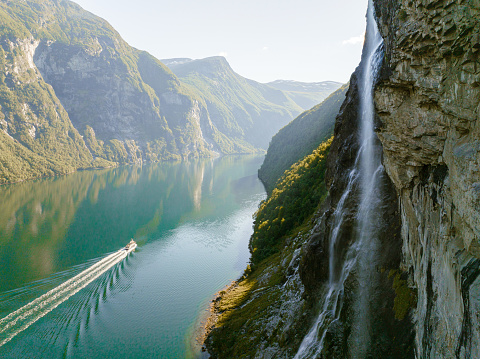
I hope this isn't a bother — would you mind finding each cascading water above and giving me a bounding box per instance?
[294,1,384,357]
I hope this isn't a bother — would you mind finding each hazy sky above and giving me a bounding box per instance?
[73,0,368,84]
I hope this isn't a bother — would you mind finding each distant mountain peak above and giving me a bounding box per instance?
[161,58,194,68]
[162,56,230,70]
[267,80,344,110]
[267,79,343,91]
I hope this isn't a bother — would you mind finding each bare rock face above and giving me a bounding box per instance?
[34,40,214,162]
[298,64,414,358]
[205,0,478,357]
[374,0,480,357]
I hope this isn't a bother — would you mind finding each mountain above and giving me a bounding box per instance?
[162,56,303,150]
[267,79,343,110]
[0,0,211,184]
[205,138,333,357]
[258,83,348,193]
[0,0,301,184]
[205,0,480,357]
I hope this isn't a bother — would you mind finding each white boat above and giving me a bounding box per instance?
[124,239,137,253]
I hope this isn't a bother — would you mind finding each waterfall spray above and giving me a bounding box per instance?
[294,0,384,357]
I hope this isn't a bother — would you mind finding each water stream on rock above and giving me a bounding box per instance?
[294,1,384,357]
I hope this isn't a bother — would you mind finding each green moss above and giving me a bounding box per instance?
[208,251,285,358]
[398,9,408,22]
[389,270,417,321]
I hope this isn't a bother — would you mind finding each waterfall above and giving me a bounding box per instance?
[294,1,384,357]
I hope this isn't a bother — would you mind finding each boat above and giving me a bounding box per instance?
[124,239,137,253]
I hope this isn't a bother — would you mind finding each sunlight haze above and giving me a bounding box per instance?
[73,0,368,83]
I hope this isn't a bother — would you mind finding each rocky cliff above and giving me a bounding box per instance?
[374,0,480,356]
[205,0,480,357]
[0,0,315,184]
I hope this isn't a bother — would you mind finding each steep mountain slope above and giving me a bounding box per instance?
[0,2,107,184]
[205,137,334,358]
[258,84,348,193]
[205,0,480,358]
[0,0,213,185]
[374,0,480,356]
[0,0,302,184]
[267,80,343,110]
[162,57,303,149]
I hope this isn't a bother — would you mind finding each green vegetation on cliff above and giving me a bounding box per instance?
[163,57,303,150]
[251,137,333,264]
[206,137,334,358]
[259,84,348,193]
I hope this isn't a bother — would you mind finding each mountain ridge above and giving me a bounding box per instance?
[267,79,343,110]
[162,55,304,150]
[0,0,340,184]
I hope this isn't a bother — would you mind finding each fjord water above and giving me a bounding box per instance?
[294,0,384,357]
[0,156,266,358]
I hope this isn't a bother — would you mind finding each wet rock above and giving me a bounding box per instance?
[297,28,415,356]
[374,0,480,357]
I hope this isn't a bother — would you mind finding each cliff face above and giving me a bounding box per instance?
[296,60,414,358]
[1,0,311,184]
[206,0,479,358]
[374,0,480,357]
[0,35,97,183]
[300,0,480,355]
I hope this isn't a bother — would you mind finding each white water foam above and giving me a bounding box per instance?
[0,249,130,347]
[294,0,384,357]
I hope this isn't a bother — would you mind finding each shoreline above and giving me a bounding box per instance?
[197,280,239,356]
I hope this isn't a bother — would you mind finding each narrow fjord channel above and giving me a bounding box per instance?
[0,156,266,358]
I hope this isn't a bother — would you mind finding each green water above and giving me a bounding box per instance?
[0,155,266,358]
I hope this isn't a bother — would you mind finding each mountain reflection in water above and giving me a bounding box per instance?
[0,155,265,359]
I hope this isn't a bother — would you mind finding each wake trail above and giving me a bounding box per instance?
[0,249,129,347]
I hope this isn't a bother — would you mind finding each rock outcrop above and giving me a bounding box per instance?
[374,0,480,357]
[206,0,480,358]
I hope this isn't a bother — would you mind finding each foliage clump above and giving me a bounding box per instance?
[250,137,333,264]
[259,84,347,193]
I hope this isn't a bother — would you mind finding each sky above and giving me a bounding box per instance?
[73,0,368,84]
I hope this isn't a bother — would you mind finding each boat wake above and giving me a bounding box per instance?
[0,248,132,348]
